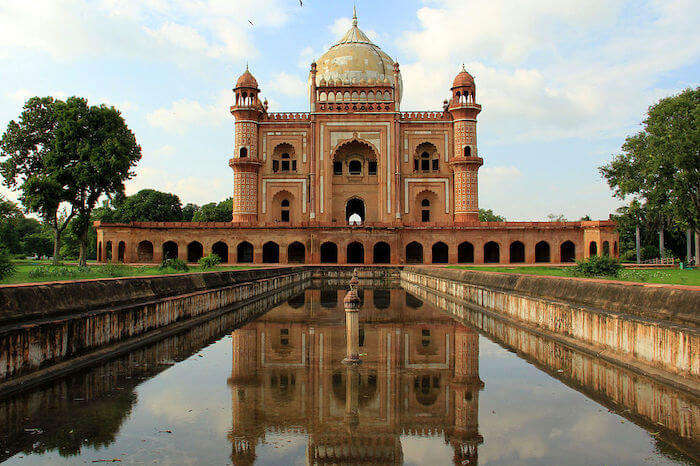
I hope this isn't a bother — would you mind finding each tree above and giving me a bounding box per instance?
[56,98,141,265]
[0,97,75,263]
[0,195,53,258]
[108,189,183,222]
[0,96,141,265]
[182,203,199,222]
[547,213,567,222]
[192,198,233,222]
[600,88,699,257]
[479,208,506,222]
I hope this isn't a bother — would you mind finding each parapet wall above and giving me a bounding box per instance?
[401,267,699,380]
[0,267,311,394]
[0,267,303,325]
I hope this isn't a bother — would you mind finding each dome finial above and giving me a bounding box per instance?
[461,63,466,72]
[352,4,358,26]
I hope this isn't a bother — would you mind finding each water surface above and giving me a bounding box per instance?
[0,287,696,465]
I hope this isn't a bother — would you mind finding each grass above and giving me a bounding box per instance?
[447,265,700,286]
[0,260,257,285]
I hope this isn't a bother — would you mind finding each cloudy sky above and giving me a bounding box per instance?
[1,0,698,220]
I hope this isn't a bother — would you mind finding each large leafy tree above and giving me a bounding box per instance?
[58,99,141,265]
[0,97,141,265]
[0,97,74,263]
[105,189,183,222]
[192,198,233,222]
[600,88,699,256]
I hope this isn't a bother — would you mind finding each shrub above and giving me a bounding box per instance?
[199,253,221,270]
[160,258,189,272]
[28,265,80,279]
[571,255,623,277]
[0,250,16,280]
[98,264,129,277]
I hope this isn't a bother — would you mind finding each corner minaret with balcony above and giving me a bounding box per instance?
[230,66,264,223]
[449,66,483,223]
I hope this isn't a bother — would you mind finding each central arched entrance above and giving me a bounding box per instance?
[346,198,365,225]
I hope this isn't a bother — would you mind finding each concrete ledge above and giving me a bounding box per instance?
[0,279,305,399]
[404,267,699,327]
[0,267,305,325]
[402,267,699,378]
[0,268,311,383]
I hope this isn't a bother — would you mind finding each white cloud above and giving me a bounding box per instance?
[268,72,307,97]
[146,91,230,133]
[126,166,229,205]
[398,0,700,142]
[151,144,176,158]
[0,0,294,63]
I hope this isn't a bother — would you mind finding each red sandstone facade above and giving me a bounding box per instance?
[95,13,618,265]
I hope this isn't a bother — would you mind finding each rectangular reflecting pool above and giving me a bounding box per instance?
[0,286,697,465]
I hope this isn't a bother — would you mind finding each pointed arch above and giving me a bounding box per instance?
[432,242,449,263]
[237,241,254,263]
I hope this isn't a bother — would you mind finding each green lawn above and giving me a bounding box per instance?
[447,265,700,286]
[1,260,257,285]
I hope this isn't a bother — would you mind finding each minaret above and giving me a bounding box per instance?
[448,66,483,223]
[228,327,261,465]
[449,325,484,464]
[230,65,264,224]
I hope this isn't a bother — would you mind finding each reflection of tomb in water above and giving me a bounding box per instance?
[405,282,700,459]
[228,287,484,465]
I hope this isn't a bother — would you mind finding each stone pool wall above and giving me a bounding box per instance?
[406,282,698,453]
[401,267,699,379]
[0,267,311,389]
[0,279,305,445]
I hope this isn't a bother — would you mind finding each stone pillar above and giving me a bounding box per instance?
[343,270,362,365]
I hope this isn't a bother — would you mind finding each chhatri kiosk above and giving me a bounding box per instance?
[95,11,617,265]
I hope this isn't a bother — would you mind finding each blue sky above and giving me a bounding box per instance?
[1,0,698,220]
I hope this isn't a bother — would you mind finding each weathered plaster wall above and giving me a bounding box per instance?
[0,268,311,387]
[401,267,699,379]
[0,279,306,456]
[405,282,698,453]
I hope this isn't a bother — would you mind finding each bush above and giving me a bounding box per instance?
[27,265,82,279]
[199,253,221,270]
[98,263,129,277]
[571,255,623,278]
[160,258,189,272]
[0,250,16,280]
